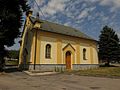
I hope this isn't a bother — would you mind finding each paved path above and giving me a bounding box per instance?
[0,72,120,90]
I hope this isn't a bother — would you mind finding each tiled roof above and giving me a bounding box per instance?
[30,16,95,40]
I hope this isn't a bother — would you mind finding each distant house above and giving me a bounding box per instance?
[19,11,99,71]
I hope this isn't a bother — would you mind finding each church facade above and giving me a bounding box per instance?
[19,11,99,71]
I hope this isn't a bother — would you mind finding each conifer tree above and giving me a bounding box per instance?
[0,0,29,71]
[98,26,120,66]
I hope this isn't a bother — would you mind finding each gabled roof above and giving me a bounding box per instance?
[63,43,75,51]
[30,16,95,41]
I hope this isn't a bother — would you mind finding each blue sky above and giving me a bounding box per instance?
[8,0,120,50]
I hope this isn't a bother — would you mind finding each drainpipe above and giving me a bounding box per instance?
[33,12,41,70]
[34,29,37,70]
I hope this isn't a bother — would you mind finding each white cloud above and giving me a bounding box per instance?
[100,0,120,7]
[28,0,45,16]
[102,16,109,21]
[88,15,95,21]
[90,0,99,2]
[100,0,113,6]
[84,0,99,3]
[76,19,84,24]
[64,21,72,26]
[41,0,67,15]
[78,10,89,19]
[93,12,110,23]
[35,0,45,6]
[81,3,87,9]
[78,7,96,19]
[29,0,45,7]
[117,32,120,38]
[100,0,120,11]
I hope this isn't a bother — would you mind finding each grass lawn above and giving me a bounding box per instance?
[5,60,18,66]
[65,67,120,78]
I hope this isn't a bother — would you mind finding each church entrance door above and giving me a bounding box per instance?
[66,51,71,69]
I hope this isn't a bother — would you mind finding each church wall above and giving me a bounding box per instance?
[37,31,98,64]
[26,30,34,64]
[40,36,57,64]
[27,30,99,70]
[80,43,91,64]
[92,45,99,64]
[19,19,34,67]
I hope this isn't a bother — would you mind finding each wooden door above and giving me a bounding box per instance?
[66,51,71,69]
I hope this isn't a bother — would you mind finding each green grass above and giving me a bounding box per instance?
[64,67,120,78]
[5,60,18,66]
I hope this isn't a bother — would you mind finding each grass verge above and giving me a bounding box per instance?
[5,60,18,66]
[64,67,120,78]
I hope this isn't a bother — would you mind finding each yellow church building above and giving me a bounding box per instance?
[19,11,99,71]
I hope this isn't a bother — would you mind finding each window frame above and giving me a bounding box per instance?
[83,48,87,60]
[45,44,51,59]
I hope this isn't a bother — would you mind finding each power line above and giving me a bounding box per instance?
[33,0,46,19]
[33,0,54,31]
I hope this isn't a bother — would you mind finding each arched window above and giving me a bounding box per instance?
[83,48,87,60]
[45,44,51,58]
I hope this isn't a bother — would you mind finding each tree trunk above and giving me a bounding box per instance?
[105,59,110,67]
[0,45,5,72]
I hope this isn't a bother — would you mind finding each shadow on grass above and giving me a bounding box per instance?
[99,64,119,67]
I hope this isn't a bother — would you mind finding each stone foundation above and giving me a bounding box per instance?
[22,64,99,71]
[72,64,99,70]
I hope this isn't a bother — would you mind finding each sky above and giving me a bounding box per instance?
[8,0,120,50]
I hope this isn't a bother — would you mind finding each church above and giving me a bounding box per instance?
[19,11,99,71]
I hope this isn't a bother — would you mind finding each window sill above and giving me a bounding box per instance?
[45,57,51,59]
